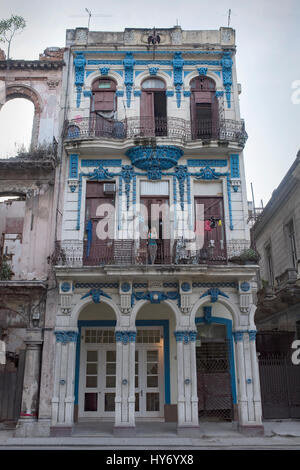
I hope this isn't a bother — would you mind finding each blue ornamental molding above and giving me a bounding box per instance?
[203,306,212,324]
[149,66,159,75]
[75,282,119,289]
[174,330,197,344]
[173,52,184,108]
[83,90,92,97]
[132,290,180,307]
[166,90,174,97]
[194,166,220,180]
[81,289,112,304]
[187,159,227,167]
[248,330,257,341]
[115,331,136,344]
[121,282,131,293]
[181,282,191,292]
[123,52,135,107]
[55,331,78,344]
[126,146,183,173]
[69,154,79,179]
[197,67,207,76]
[121,165,135,210]
[99,67,109,75]
[74,52,86,108]
[233,331,246,343]
[183,90,191,97]
[215,90,224,98]
[116,90,124,97]
[221,51,233,108]
[134,90,142,97]
[60,282,71,293]
[87,162,114,181]
[81,159,122,167]
[240,281,251,292]
[174,165,188,210]
[230,154,240,178]
[193,282,237,288]
[200,287,230,303]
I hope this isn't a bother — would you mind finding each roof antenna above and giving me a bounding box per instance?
[227,8,231,27]
[85,8,92,29]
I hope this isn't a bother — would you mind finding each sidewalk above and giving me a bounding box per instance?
[0,421,299,449]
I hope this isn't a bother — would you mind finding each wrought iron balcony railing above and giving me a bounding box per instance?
[53,239,231,267]
[63,116,248,146]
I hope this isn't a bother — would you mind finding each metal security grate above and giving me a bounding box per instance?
[196,340,233,421]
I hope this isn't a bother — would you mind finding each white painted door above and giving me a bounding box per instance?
[79,328,116,418]
[135,327,164,418]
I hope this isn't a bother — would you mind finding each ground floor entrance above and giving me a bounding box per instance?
[78,326,164,420]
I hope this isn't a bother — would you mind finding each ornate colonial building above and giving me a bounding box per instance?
[7,26,264,437]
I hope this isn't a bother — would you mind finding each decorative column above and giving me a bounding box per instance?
[174,330,199,436]
[50,329,78,436]
[233,330,264,435]
[114,330,136,436]
[16,328,43,436]
[249,330,263,426]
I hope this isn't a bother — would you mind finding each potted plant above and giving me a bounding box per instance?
[229,248,260,265]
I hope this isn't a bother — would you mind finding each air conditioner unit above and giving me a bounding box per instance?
[103,183,116,194]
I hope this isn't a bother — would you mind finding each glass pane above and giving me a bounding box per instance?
[146,392,159,411]
[135,392,139,412]
[147,376,158,388]
[87,350,97,362]
[87,363,97,374]
[197,323,226,340]
[106,351,116,362]
[147,363,158,374]
[106,363,116,375]
[105,393,115,412]
[135,376,139,388]
[135,363,139,374]
[147,350,158,362]
[86,376,97,388]
[135,351,138,360]
[142,78,165,89]
[84,393,98,411]
[106,376,116,388]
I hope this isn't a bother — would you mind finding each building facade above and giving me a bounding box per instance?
[2,26,265,437]
[251,152,300,420]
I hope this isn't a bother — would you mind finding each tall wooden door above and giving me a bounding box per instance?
[84,182,115,265]
[194,197,226,262]
[190,76,218,140]
[140,91,155,136]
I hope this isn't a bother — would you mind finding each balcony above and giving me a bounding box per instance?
[53,239,233,267]
[63,116,248,148]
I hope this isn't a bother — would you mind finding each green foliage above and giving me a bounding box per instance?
[0,256,14,280]
[239,248,260,261]
[0,15,26,59]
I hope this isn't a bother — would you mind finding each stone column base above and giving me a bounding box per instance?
[177,425,201,437]
[50,425,73,437]
[113,426,136,437]
[15,418,52,437]
[238,424,264,436]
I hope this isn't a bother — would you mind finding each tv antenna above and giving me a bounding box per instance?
[227,9,231,27]
[69,9,113,29]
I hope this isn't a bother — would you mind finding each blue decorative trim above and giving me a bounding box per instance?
[81,289,112,303]
[115,70,124,77]
[132,290,180,307]
[196,316,237,404]
[99,67,109,75]
[123,52,135,107]
[193,166,220,180]
[230,154,240,178]
[184,70,192,77]
[75,319,171,405]
[115,331,136,344]
[181,282,191,292]
[74,52,86,108]
[126,146,183,172]
[87,163,114,181]
[200,288,230,303]
[149,66,159,75]
[221,51,233,108]
[116,90,124,97]
[61,282,71,293]
[55,331,78,344]
[134,90,142,97]
[118,174,122,231]
[69,154,79,179]
[81,159,122,167]
[75,50,223,56]
[240,281,250,292]
[187,159,227,167]
[83,90,92,97]
[174,330,197,344]
[173,175,177,230]
[197,67,207,76]
[166,90,174,97]
[121,165,135,210]
[135,70,143,77]
[164,70,173,78]
[233,331,246,342]
[163,282,178,288]
[215,91,224,98]
[214,71,221,77]
[174,165,188,211]
[121,282,131,293]
[76,174,83,231]
[248,330,257,341]
[75,282,119,289]
[86,219,92,257]
[226,175,234,230]
[173,52,184,108]
[85,71,94,78]
[203,306,212,324]
[193,282,237,288]
[183,90,191,97]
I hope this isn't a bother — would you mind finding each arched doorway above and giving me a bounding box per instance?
[195,313,236,421]
[190,76,218,140]
[140,77,167,136]
[0,98,34,157]
[76,302,118,420]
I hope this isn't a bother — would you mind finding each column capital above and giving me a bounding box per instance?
[248,330,257,341]
[233,330,246,342]
[115,330,137,344]
[174,330,197,344]
[54,330,78,344]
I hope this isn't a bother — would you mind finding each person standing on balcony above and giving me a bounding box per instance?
[148,227,157,264]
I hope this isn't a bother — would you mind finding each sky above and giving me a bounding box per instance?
[0,0,299,208]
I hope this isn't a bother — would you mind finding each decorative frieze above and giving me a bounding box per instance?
[55,331,78,344]
[115,331,136,344]
[174,330,197,344]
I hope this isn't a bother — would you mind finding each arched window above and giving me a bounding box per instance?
[140,77,167,136]
[190,76,218,140]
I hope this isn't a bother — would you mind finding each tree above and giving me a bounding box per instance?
[0,15,26,60]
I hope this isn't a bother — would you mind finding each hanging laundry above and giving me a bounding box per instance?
[218,219,222,227]
[204,220,212,231]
